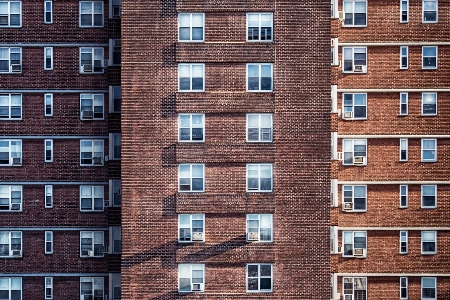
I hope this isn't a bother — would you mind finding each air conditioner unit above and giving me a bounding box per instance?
[12,157,21,165]
[191,283,203,291]
[335,292,341,300]
[11,203,20,210]
[353,65,364,72]
[11,250,21,256]
[338,11,345,21]
[82,295,93,300]
[10,64,21,72]
[81,110,93,119]
[82,64,93,72]
[93,157,102,164]
[247,232,259,241]
[353,156,366,165]
[353,248,365,256]
[88,250,95,256]
[343,203,353,210]
[336,152,343,161]
[192,232,203,241]
[344,295,352,300]
[81,250,90,256]
[343,111,353,119]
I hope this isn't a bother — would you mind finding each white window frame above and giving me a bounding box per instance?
[342,93,367,120]
[0,47,21,73]
[44,47,53,70]
[422,46,437,69]
[342,231,367,257]
[0,94,21,120]
[44,139,53,163]
[45,185,53,208]
[422,92,437,116]
[246,63,273,92]
[109,86,121,113]
[79,47,104,74]
[421,139,437,162]
[342,185,367,212]
[331,38,339,66]
[44,1,52,24]
[400,231,408,254]
[343,277,367,300]
[0,277,22,299]
[400,138,408,162]
[246,113,273,142]
[109,38,121,66]
[178,13,205,42]
[178,114,205,142]
[80,185,104,212]
[400,46,408,69]
[79,1,104,27]
[400,277,408,299]
[178,164,205,192]
[80,277,104,299]
[178,214,205,243]
[421,277,436,300]
[343,0,367,27]
[45,231,53,254]
[0,1,21,27]
[246,13,273,42]
[178,264,205,292]
[0,185,22,211]
[246,263,273,292]
[109,133,121,160]
[246,164,273,192]
[400,0,409,23]
[44,93,53,117]
[178,63,205,92]
[110,226,121,254]
[45,277,53,299]
[342,47,367,73]
[246,214,273,242]
[422,0,437,23]
[342,139,367,166]
[80,231,104,257]
[109,0,121,18]
[0,139,21,166]
[80,139,104,166]
[109,179,121,207]
[400,185,408,208]
[0,231,22,257]
[400,92,408,115]
[421,185,437,208]
[421,231,437,255]
[331,0,338,18]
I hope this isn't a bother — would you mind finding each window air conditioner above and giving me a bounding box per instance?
[11,250,21,256]
[88,250,94,256]
[12,157,21,165]
[343,203,353,210]
[192,283,203,291]
[338,11,345,21]
[82,64,93,72]
[343,111,353,119]
[10,64,21,72]
[247,232,259,241]
[81,110,93,119]
[93,157,102,165]
[11,203,20,210]
[353,65,364,72]
[353,248,365,256]
[81,250,90,256]
[353,156,366,165]
[336,152,343,161]
[192,232,203,241]
[344,294,352,300]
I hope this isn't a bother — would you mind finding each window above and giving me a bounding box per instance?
[178,164,204,192]
[79,47,104,73]
[0,94,21,119]
[421,185,436,208]
[400,139,408,161]
[343,47,367,73]
[178,64,204,92]
[400,231,408,254]
[246,264,272,292]
[247,13,273,41]
[247,114,273,142]
[109,39,121,65]
[422,0,437,23]
[400,46,408,69]
[422,93,437,115]
[0,140,21,166]
[79,1,104,27]
[422,277,436,300]
[400,277,408,299]
[400,92,408,115]
[44,1,52,24]
[342,185,366,211]
[422,46,437,69]
[246,164,273,192]
[343,231,367,257]
[44,93,53,117]
[421,139,436,162]
[109,86,121,113]
[0,185,22,211]
[45,277,53,299]
[44,47,53,70]
[80,231,104,257]
[45,185,53,208]
[422,231,436,254]
[110,226,122,254]
[343,277,367,300]
[0,231,22,257]
[178,13,204,42]
[0,47,21,73]
[178,114,204,142]
[178,214,205,243]
[110,180,121,207]
[80,186,104,211]
[342,139,367,165]
[178,264,205,292]
[0,1,21,27]
[44,139,53,163]
[109,133,121,160]
[343,0,367,26]
[44,231,53,254]
[80,140,104,166]
[400,0,409,22]
[110,0,121,18]
[80,277,104,299]
[247,63,273,92]
[400,185,408,208]
[0,278,21,300]
[342,93,366,119]
[246,214,273,242]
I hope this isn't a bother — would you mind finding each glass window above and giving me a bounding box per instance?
[246,164,273,192]
[0,1,21,27]
[247,264,273,292]
[247,63,273,92]
[178,64,205,92]
[178,264,205,292]
[421,185,436,208]
[0,94,21,120]
[79,1,104,27]
[247,13,273,41]
[179,13,204,42]
[247,114,273,142]
[178,164,205,192]
[343,93,366,119]
[343,0,367,26]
